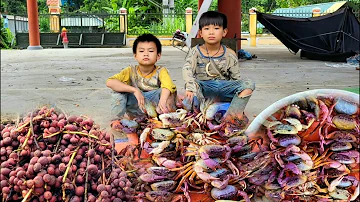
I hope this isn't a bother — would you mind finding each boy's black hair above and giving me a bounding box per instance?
[132,33,162,54]
[199,11,227,30]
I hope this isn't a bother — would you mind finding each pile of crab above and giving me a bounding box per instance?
[114,96,359,202]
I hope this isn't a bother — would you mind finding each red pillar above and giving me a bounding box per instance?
[27,0,42,50]
[198,0,204,10]
[218,0,241,50]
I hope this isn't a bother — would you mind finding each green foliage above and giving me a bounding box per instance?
[241,17,249,32]
[0,18,14,49]
[38,0,50,14]
[101,8,120,32]
[1,0,26,14]
[39,17,50,32]
[128,26,150,35]
[80,0,111,13]
[148,17,185,35]
[174,0,219,14]
[174,0,198,14]
[1,1,6,13]
[242,0,278,13]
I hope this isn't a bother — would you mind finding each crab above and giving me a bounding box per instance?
[186,131,222,145]
[326,175,360,201]
[158,109,187,128]
[334,97,359,115]
[330,150,360,165]
[185,144,231,170]
[145,191,186,202]
[111,118,139,134]
[275,145,332,173]
[211,185,251,202]
[140,127,175,152]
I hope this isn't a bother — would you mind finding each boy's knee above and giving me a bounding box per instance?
[111,91,127,101]
[111,92,127,115]
[235,79,255,97]
[241,79,256,91]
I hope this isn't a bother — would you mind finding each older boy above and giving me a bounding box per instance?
[182,11,255,129]
[107,33,177,121]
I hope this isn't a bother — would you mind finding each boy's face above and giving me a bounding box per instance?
[199,25,228,45]
[134,41,161,66]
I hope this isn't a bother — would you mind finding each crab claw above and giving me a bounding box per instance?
[211,175,230,190]
[328,176,344,192]
[152,156,182,169]
[140,127,152,148]
[196,172,219,184]
[200,152,221,170]
[284,162,301,175]
[149,141,170,155]
[207,121,224,131]
[338,150,360,163]
[223,145,232,162]
[283,145,301,155]
[324,160,350,173]
[143,142,152,153]
[267,128,278,144]
[351,184,360,201]
[139,173,167,183]
[238,190,251,202]
[194,164,219,183]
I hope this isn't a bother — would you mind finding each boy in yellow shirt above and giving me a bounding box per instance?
[106,34,177,121]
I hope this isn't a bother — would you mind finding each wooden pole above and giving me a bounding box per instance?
[27,0,42,50]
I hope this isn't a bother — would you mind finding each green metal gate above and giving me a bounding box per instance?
[15,13,126,48]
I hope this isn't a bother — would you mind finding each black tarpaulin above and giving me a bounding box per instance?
[256,7,360,61]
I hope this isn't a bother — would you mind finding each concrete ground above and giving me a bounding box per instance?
[1,45,359,136]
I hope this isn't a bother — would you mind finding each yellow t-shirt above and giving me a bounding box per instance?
[107,66,177,93]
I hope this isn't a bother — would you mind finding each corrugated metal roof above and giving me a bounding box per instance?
[61,16,103,26]
[273,1,347,18]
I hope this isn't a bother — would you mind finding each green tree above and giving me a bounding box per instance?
[80,0,111,13]
[1,0,27,14]
[0,18,14,49]
[174,0,198,14]
[38,0,49,14]
[1,1,6,13]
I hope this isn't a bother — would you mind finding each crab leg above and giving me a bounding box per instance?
[170,161,194,172]
[175,170,195,192]
[174,164,195,180]
[189,170,198,185]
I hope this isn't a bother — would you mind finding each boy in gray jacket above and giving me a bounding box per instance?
[182,11,255,129]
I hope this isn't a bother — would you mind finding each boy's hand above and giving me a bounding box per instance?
[158,98,169,114]
[185,91,194,104]
[133,89,145,111]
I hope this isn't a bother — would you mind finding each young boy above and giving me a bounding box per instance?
[106,33,177,121]
[182,11,255,129]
